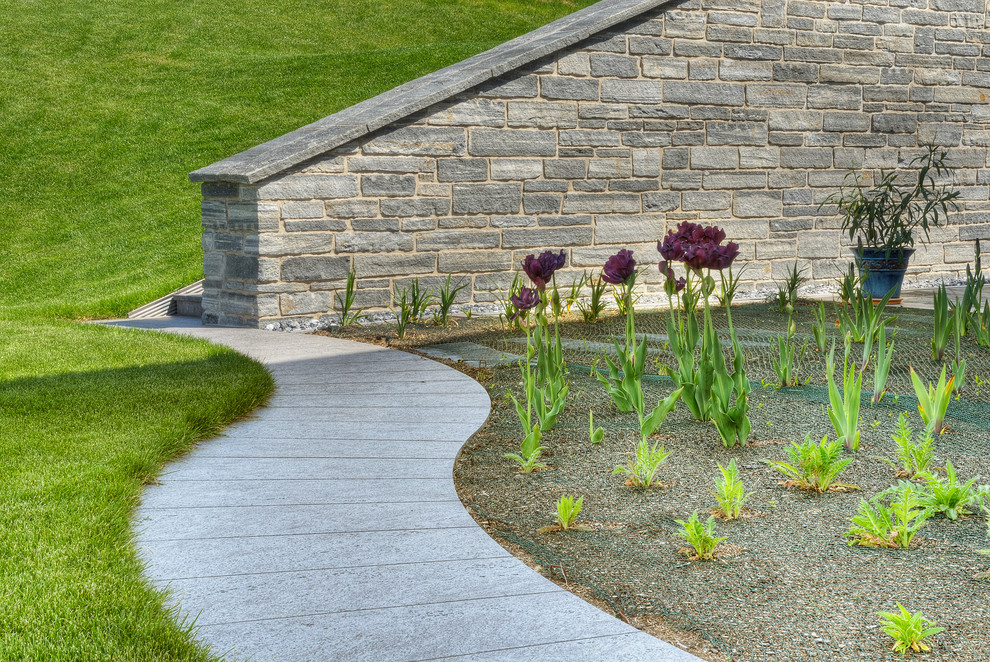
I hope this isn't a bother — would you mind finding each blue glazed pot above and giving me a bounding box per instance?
[853,247,915,304]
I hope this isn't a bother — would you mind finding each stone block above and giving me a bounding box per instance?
[562,193,641,213]
[255,232,332,256]
[336,232,414,253]
[202,182,239,198]
[772,62,820,82]
[523,193,563,214]
[468,129,557,156]
[438,250,513,273]
[353,252,436,277]
[557,53,590,76]
[425,98,505,127]
[664,11,707,39]
[507,100,578,129]
[588,158,632,179]
[544,158,587,179]
[723,44,783,60]
[663,81,745,106]
[682,191,732,211]
[346,157,434,173]
[363,126,466,157]
[798,230,841,258]
[691,147,739,169]
[719,60,773,81]
[380,198,450,217]
[559,130,621,147]
[629,36,673,55]
[768,110,823,131]
[279,291,334,316]
[594,214,665,244]
[475,74,538,98]
[281,256,350,282]
[756,238,797,259]
[415,230,501,251]
[537,214,592,227]
[201,199,226,228]
[733,190,783,217]
[255,175,359,200]
[437,158,488,182]
[501,227,593,248]
[707,121,769,146]
[284,219,348,232]
[739,147,780,168]
[540,77,600,101]
[601,79,664,103]
[704,171,767,189]
[280,201,324,219]
[643,192,681,212]
[632,149,661,177]
[452,183,522,215]
[322,200,377,219]
[808,85,863,110]
[361,174,417,197]
[490,158,543,180]
[590,54,640,78]
[746,83,807,108]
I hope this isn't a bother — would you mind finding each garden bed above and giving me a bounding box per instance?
[329,300,990,662]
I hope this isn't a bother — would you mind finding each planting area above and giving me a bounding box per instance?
[343,301,990,662]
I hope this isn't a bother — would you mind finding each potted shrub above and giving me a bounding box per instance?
[824,145,960,304]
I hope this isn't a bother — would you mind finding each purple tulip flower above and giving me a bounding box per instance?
[522,250,567,290]
[602,249,637,285]
[657,221,739,272]
[510,287,541,320]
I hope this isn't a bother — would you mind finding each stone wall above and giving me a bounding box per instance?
[197,0,990,327]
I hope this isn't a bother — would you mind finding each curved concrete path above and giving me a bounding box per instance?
[113,317,700,662]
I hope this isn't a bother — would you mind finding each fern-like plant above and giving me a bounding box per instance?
[846,482,931,549]
[766,433,853,492]
[917,461,982,520]
[674,511,727,560]
[553,494,589,531]
[614,438,670,489]
[886,413,934,479]
[713,459,753,520]
[878,603,944,655]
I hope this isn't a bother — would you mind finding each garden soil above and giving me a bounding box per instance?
[329,301,990,662]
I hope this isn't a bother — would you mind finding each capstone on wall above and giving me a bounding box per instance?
[200,0,990,327]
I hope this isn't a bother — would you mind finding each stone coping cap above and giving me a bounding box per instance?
[189,0,672,184]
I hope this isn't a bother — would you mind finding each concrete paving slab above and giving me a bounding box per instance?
[157,557,554,625]
[137,501,476,540]
[139,478,457,509]
[195,591,634,662]
[116,318,704,661]
[141,527,508,581]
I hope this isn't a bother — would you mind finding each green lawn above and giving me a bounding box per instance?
[0,1,594,658]
[0,321,275,660]
[1,0,596,320]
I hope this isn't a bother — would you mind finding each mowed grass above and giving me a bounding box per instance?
[0,321,275,660]
[0,0,596,320]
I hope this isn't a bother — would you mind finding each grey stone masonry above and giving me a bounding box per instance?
[194,0,990,327]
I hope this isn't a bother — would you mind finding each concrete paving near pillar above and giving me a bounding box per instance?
[111,317,701,662]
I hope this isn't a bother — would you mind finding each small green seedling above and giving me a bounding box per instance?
[614,438,670,489]
[504,423,546,474]
[877,603,944,655]
[589,410,604,445]
[766,433,854,493]
[712,459,753,520]
[909,365,954,436]
[674,511,727,561]
[540,494,591,533]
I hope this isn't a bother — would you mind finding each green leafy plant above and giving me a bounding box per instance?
[495,272,524,329]
[433,274,467,327]
[772,320,808,388]
[541,494,590,532]
[775,261,806,313]
[877,603,944,655]
[613,438,671,490]
[931,284,952,361]
[509,322,569,434]
[710,309,752,447]
[835,286,897,365]
[391,285,414,339]
[551,272,589,318]
[637,388,683,440]
[837,263,861,308]
[504,422,545,474]
[407,278,434,323]
[886,413,934,479]
[917,461,982,520]
[335,268,366,327]
[589,410,604,444]
[714,264,744,308]
[674,511,727,561]
[596,273,647,413]
[871,324,895,405]
[952,240,984,336]
[909,365,953,436]
[713,459,752,520]
[579,273,609,323]
[824,144,960,253]
[846,481,931,549]
[766,433,853,492]
[826,337,865,451]
[812,300,829,353]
